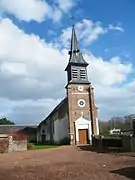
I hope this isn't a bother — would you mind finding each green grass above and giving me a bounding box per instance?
[33,145,60,150]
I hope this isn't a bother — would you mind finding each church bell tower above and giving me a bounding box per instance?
[65,25,89,84]
[65,25,99,145]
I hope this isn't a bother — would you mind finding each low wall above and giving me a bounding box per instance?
[92,135,122,148]
[0,134,27,153]
[0,134,9,153]
[121,135,135,152]
[8,135,27,152]
[102,138,122,148]
[92,135,135,152]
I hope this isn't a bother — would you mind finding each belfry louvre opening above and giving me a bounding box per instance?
[80,69,86,79]
[72,69,78,79]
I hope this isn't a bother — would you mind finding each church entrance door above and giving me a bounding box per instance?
[78,129,88,144]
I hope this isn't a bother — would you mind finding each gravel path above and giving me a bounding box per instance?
[0,146,135,180]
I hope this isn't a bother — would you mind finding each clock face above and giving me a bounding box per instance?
[78,99,85,107]
[78,85,83,92]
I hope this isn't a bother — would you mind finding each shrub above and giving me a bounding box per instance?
[27,143,34,150]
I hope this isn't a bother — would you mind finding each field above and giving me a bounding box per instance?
[0,146,135,180]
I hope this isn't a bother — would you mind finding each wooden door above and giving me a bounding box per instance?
[78,129,88,145]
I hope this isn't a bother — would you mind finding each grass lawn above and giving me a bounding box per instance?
[33,145,60,150]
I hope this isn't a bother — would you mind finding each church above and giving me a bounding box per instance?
[37,25,99,145]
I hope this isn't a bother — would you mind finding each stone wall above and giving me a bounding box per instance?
[0,134,9,153]
[8,135,27,152]
[0,134,27,153]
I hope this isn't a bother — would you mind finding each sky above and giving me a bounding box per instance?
[0,0,135,124]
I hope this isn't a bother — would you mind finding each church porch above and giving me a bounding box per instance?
[73,116,92,145]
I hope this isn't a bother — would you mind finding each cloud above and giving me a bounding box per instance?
[0,17,134,124]
[58,19,106,47]
[57,19,125,47]
[0,0,50,22]
[0,0,77,22]
[0,18,67,100]
[0,98,61,124]
[85,55,132,86]
[108,24,125,32]
[84,54,134,120]
[56,0,76,13]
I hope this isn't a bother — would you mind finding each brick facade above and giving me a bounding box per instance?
[66,83,98,145]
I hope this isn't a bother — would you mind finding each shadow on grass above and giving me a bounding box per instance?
[110,167,135,180]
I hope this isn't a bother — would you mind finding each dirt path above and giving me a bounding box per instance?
[0,146,135,180]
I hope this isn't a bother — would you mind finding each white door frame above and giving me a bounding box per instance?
[74,116,92,144]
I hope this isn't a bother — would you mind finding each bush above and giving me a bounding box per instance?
[27,143,34,150]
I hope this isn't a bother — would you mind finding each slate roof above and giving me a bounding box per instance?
[0,125,37,134]
[38,97,67,127]
[65,26,88,71]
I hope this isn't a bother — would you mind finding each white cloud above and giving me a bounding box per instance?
[108,24,125,32]
[0,0,50,22]
[58,19,107,47]
[0,98,61,124]
[86,55,132,86]
[0,0,77,22]
[58,19,125,47]
[1,62,28,76]
[0,17,134,124]
[0,18,67,100]
[56,0,76,12]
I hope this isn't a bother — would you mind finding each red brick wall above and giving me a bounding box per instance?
[66,83,98,145]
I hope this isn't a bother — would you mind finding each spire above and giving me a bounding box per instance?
[65,24,90,85]
[68,25,88,65]
[70,25,79,53]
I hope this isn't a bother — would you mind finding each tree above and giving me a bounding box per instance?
[99,120,110,135]
[0,117,15,125]
[99,114,135,135]
[124,114,134,130]
[109,116,125,130]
